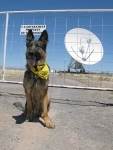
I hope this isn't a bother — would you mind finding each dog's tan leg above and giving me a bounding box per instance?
[24,88,33,121]
[23,72,33,121]
[41,92,55,128]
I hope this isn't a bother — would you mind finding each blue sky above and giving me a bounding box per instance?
[0,0,113,74]
[1,0,113,11]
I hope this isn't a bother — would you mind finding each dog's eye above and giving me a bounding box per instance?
[36,45,44,49]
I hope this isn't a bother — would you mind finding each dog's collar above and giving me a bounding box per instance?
[29,60,49,80]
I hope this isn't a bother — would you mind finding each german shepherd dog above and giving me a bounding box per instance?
[23,29,54,128]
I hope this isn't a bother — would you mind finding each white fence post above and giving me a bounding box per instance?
[2,13,9,81]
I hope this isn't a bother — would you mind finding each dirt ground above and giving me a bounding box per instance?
[0,82,113,150]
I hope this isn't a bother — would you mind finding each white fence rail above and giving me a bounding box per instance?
[0,9,113,91]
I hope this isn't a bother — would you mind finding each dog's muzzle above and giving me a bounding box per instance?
[27,51,36,66]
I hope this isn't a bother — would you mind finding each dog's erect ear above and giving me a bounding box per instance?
[39,30,48,45]
[26,29,34,45]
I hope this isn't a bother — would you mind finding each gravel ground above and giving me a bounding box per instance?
[0,81,113,150]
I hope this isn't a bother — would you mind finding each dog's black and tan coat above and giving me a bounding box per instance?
[23,29,54,128]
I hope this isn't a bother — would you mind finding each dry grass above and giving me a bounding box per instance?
[55,72,113,88]
[56,72,113,81]
[0,68,25,82]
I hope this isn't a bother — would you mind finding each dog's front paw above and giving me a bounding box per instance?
[45,120,55,129]
[25,114,33,122]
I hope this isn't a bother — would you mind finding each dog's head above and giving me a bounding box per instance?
[26,29,48,67]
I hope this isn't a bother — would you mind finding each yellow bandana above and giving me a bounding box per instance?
[29,60,49,80]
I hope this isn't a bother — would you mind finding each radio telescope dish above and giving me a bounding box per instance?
[64,28,104,65]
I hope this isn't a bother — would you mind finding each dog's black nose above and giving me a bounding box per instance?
[28,51,34,57]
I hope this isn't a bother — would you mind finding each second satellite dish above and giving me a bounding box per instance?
[65,28,104,65]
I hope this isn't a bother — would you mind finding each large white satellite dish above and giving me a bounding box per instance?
[64,28,104,65]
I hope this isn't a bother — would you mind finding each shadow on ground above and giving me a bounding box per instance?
[12,113,45,127]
